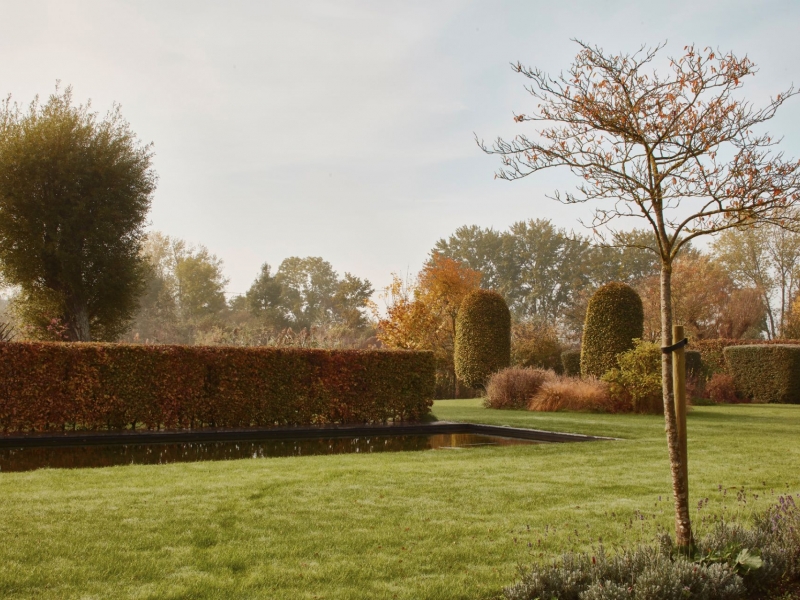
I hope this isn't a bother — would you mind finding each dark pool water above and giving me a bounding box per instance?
[0,433,539,472]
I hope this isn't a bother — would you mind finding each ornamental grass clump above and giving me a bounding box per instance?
[528,375,618,413]
[484,367,555,409]
[504,495,800,600]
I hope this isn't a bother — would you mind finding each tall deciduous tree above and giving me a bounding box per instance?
[0,85,156,341]
[482,42,800,549]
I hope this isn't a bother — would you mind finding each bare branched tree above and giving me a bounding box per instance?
[480,41,800,550]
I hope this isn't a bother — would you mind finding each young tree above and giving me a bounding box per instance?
[0,85,156,341]
[482,42,800,549]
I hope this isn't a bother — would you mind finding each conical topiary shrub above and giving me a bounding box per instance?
[454,289,511,389]
[581,282,644,378]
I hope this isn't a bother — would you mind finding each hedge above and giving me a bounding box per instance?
[0,342,435,433]
[693,338,800,377]
[723,344,800,404]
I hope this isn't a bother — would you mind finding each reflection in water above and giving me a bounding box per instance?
[0,433,539,472]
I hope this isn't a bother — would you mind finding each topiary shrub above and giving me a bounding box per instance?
[561,349,581,377]
[581,282,643,378]
[454,289,511,389]
[724,344,800,403]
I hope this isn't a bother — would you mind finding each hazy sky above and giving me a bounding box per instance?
[2,0,799,298]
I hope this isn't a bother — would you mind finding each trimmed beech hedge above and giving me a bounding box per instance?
[724,344,800,404]
[0,342,435,433]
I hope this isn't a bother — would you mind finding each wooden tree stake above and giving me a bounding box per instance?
[672,325,689,503]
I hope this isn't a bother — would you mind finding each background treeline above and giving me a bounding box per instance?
[5,217,800,399]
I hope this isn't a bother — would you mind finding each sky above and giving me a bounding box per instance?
[1,0,799,299]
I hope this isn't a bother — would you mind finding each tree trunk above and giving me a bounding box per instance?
[660,263,694,550]
[67,298,91,342]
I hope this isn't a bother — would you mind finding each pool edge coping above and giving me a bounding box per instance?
[0,421,616,448]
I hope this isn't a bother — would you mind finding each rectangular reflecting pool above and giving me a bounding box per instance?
[0,433,541,472]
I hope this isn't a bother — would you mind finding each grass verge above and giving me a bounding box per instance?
[0,401,798,599]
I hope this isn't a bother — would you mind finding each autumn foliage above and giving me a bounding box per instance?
[0,342,435,433]
[376,253,482,397]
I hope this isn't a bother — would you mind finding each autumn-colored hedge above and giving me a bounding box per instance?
[0,342,435,433]
[723,344,800,404]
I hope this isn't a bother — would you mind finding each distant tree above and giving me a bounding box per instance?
[637,253,734,341]
[0,85,156,341]
[245,263,288,329]
[124,233,227,343]
[511,318,564,372]
[332,272,374,330]
[269,257,373,330]
[434,220,659,330]
[174,247,228,325]
[483,42,800,548]
[713,223,800,338]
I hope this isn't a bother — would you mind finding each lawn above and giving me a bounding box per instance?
[1,401,798,600]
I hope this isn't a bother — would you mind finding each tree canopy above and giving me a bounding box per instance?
[0,85,155,341]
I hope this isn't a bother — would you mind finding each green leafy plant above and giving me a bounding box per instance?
[561,349,581,377]
[602,340,663,414]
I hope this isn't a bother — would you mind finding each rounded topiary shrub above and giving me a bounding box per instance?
[454,289,511,389]
[580,282,643,378]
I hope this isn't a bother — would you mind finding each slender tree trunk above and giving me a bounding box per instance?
[660,263,693,550]
[67,298,91,342]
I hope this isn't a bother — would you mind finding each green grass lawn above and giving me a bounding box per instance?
[1,401,799,600]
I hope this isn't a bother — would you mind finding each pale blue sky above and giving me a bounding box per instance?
[2,0,799,297]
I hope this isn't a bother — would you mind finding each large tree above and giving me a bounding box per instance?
[483,42,800,549]
[0,86,155,341]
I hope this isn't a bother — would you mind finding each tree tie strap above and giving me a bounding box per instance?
[661,338,689,354]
